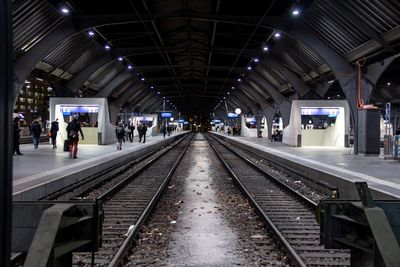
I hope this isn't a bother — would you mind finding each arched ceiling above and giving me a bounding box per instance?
[11,0,400,117]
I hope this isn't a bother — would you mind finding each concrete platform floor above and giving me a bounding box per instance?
[214,132,400,198]
[165,134,246,266]
[13,132,185,195]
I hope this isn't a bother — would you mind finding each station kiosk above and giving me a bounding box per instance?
[283,100,350,147]
[50,97,116,145]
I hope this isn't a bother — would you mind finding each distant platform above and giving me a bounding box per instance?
[212,132,400,199]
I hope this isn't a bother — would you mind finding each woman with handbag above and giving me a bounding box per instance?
[66,118,84,159]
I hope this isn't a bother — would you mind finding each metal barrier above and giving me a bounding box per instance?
[12,201,103,267]
[317,182,400,267]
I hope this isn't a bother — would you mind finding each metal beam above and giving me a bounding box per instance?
[134,65,246,72]
[96,71,135,98]
[113,81,145,107]
[260,56,310,97]
[139,96,159,113]
[73,12,290,31]
[0,1,12,266]
[248,70,286,104]
[12,12,289,101]
[143,98,163,113]
[66,53,113,93]
[333,1,397,53]
[240,82,269,109]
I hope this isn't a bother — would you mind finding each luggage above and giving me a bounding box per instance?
[63,139,70,152]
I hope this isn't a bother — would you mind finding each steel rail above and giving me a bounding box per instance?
[206,135,307,267]
[107,134,192,267]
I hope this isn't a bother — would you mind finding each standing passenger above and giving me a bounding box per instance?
[30,119,42,149]
[161,125,167,138]
[115,123,125,150]
[137,124,143,143]
[141,123,148,143]
[66,118,84,159]
[128,123,135,142]
[13,117,23,155]
[50,118,59,149]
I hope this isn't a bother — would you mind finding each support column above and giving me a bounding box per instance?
[0,1,13,266]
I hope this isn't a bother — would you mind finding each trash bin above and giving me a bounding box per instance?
[383,135,393,159]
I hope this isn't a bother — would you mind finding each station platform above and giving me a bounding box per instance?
[212,132,400,199]
[13,132,187,200]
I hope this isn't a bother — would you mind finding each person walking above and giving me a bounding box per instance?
[115,123,125,150]
[30,119,42,149]
[50,118,59,149]
[66,118,84,159]
[13,117,23,155]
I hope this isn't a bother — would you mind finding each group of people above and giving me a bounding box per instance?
[12,116,84,159]
[160,125,173,138]
[13,117,60,155]
[115,123,147,150]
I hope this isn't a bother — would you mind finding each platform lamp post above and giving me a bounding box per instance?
[0,1,13,266]
[235,108,241,135]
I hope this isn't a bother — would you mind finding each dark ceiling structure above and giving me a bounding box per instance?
[11,0,400,117]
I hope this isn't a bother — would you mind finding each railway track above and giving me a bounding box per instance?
[72,133,193,267]
[206,134,350,267]
[42,135,186,201]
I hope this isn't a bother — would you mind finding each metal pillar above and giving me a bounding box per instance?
[0,1,13,266]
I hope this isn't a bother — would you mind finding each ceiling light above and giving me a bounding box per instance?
[150,86,154,89]
[157,91,160,94]
[292,9,300,16]
[61,7,70,14]
[88,31,95,36]
[35,77,44,82]
[24,80,31,84]
[387,82,391,86]
[127,65,132,69]
[118,57,123,61]
[337,94,341,97]
[237,78,241,82]
[141,77,145,81]
[227,92,230,95]
[263,46,269,52]
[231,86,235,89]
[247,66,252,70]
[105,45,110,50]
[223,97,226,99]
[254,58,259,63]
[274,32,281,38]
[327,80,335,84]
[327,96,330,99]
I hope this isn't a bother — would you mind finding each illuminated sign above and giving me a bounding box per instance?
[245,118,256,124]
[227,112,239,118]
[301,108,339,118]
[213,119,221,123]
[135,116,154,122]
[160,112,173,118]
[60,105,99,114]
